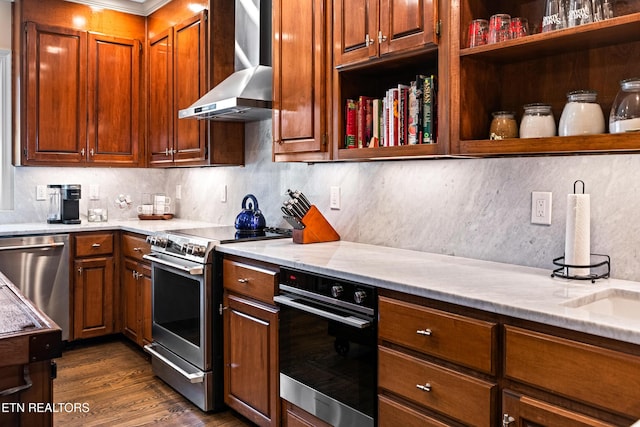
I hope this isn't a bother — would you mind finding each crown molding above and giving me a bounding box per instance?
[63,0,171,16]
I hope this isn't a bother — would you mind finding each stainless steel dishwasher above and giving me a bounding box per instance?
[0,234,70,340]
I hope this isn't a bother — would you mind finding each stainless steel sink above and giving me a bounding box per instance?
[563,288,640,322]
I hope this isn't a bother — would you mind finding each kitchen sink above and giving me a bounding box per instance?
[563,288,640,322]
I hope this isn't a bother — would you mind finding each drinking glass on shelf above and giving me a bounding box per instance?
[602,0,614,19]
[568,0,593,27]
[542,0,567,32]
[488,14,511,44]
[510,17,529,38]
[467,19,489,47]
[592,0,605,21]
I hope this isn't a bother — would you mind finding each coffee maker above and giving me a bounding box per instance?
[47,184,81,224]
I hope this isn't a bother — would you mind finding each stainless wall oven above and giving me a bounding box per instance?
[275,267,377,427]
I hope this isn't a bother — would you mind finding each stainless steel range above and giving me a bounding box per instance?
[143,225,290,411]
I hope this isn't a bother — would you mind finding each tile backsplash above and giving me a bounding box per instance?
[3,120,640,282]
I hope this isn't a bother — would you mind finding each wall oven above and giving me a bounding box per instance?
[275,267,377,427]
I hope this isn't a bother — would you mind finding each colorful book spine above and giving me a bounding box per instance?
[422,76,433,144]
[345,99,357,149]
[408,81,419,145]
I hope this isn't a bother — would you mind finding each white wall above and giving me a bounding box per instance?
[0,2,11,50]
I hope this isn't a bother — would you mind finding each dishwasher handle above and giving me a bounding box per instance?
[0,242,65,252]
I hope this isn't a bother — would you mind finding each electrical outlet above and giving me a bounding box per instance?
[89,184,100,200]
[330,186,341,210]
[36,185,47,201]
[220,184,227,203]
[531,191,552,225]
[176,185,182,200]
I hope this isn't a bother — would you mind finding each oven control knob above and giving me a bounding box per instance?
[331,285,344,298]
[354,290,367,304]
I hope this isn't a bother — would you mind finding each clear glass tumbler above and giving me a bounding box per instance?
[488,14,511,44]
[567,0,593,27]
[542,0,567,32]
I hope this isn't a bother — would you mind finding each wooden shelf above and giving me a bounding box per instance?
[460,13,640,63]
[337,143,443,161]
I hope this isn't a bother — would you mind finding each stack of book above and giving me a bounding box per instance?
[344,75,437,149]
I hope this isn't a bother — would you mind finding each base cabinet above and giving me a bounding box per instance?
[120,232,152,347]
[222,257,279,427]
[72,232,116,340]
[281,400,332,427]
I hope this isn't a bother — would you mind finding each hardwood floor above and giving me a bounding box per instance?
[53,337,253,426]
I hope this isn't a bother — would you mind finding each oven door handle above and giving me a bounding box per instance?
[143,254,203,275]
[144,344,204,384]
[273,295,371,329]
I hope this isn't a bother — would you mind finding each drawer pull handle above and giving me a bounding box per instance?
[92,243,101,248]
[133,247,142,252]
[237,278,249,284]
[416,383,431,392]
[416,329,432,336]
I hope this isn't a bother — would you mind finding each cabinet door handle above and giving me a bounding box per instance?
[237,278,249,284]
[365,33,374,46]
[165,148,171,156]
[502,414,515,426]
[378,31,387,44]
[416,383,431,392]
[80,148,85,156]
[416,328,432,336]
[92,243,101,248]
[77,267,83,275]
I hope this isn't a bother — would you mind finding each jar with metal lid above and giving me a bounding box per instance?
[609,78,640,133]
[520,103,556,138]
[558,90,605,136]
[489,111,518,140]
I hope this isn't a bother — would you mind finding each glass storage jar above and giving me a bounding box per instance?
[490,111,518,140]
[609,78,640,133]
[520,103,556,138]
[558,90,605,136]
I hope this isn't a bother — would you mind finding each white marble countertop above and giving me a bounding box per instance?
[216,239,640,346]
[0,219,218,237]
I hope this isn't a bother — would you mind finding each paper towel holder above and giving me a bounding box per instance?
[573,179,585,194]
[551,254,610,283]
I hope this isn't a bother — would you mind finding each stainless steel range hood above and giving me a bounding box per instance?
[179,0,272,122]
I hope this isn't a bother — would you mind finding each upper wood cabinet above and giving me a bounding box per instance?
[334,0,438,68]
[449,1,640,156]
[146,2,244,167]
[272,0,332,161]
[14,0,145,167]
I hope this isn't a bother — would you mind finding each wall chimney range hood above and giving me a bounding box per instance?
[179,0,272,122]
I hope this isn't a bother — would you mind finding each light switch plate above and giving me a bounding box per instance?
[330,186,341,210]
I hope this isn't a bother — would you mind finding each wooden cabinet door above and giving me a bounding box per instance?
[140,263,152,346]
[333,0,378,66]
[147,28,174,167]
[223,292,279,427]
[378,0,437,56]
[273,0,329,157]
[87,33,142,165]
[121,258,140,344]
[23,22,87,165]
[73,256,114,340]
[173,11,207,165]
[502,390,617,427]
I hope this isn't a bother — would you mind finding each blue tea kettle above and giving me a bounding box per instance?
[234,194,266,231]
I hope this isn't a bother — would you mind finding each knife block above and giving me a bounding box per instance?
[292,205,340,244]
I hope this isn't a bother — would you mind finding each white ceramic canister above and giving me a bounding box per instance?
[520,103,556,138]
[558,90,605,136]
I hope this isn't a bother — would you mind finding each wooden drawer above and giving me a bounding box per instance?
[378,296,497,374]
[121,232,151,261]
[378,347,495,427]
[223,259,278,305]
[504,325,640,418]
[378,395,453,427]
[74,233,113,257]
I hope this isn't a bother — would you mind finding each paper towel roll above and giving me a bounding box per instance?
[565,193,590,276]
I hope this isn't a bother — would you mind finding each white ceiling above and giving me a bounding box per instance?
[64,0,171,16]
